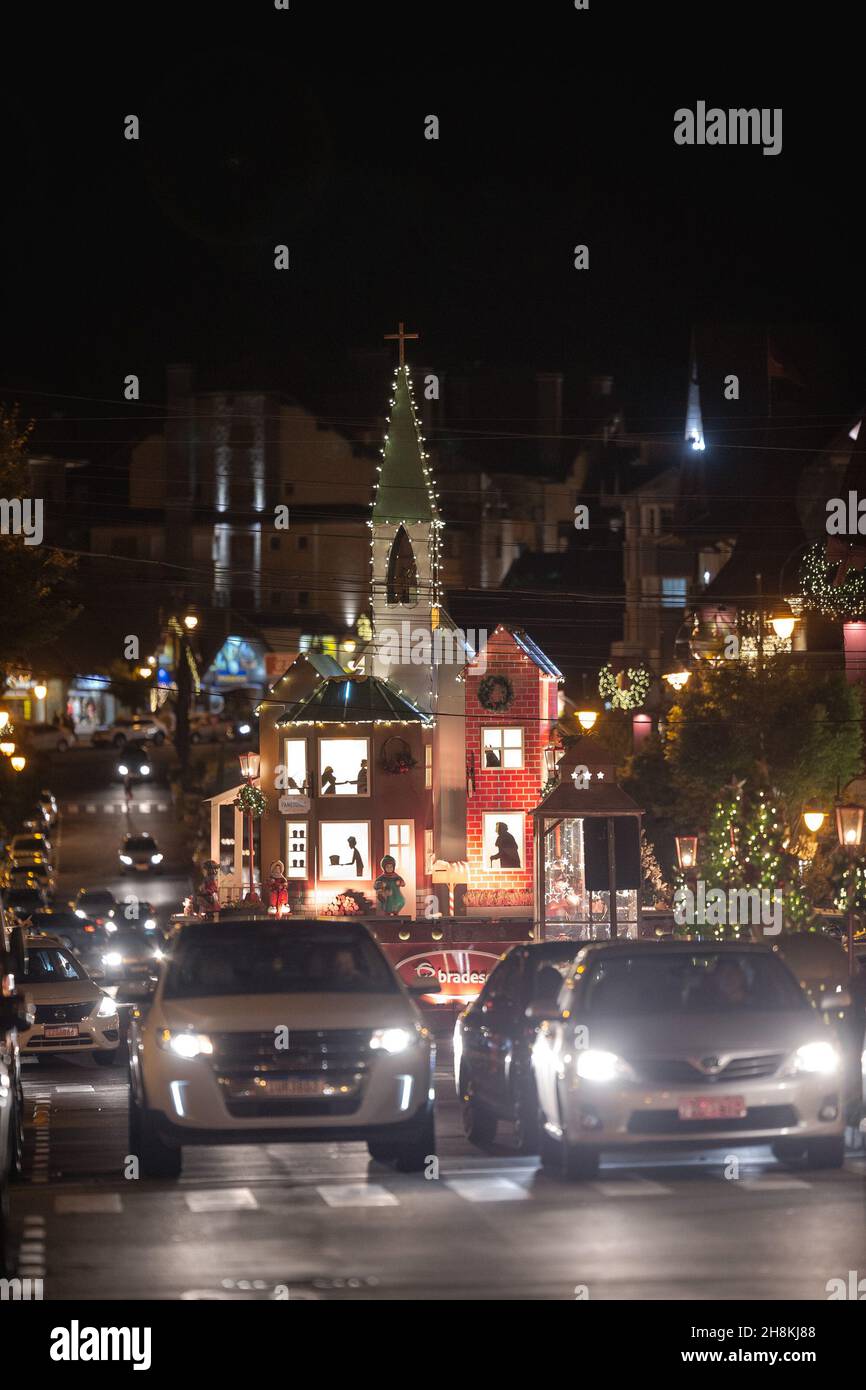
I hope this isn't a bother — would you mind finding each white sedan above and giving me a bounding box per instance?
[18,935,120,1065]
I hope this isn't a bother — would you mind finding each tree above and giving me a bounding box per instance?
[0,406,78,684]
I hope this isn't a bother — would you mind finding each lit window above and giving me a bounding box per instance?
[319,737,369,796]
[320,821,371,880]
[482,813,525,871]
[425,743,433,789]
[482,727,523,770]
[285,822,307,879]
[282,738,308,794]
[661,577,687,609]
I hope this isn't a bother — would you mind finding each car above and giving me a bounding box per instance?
[17,935,120,1066]
[4,862,55,899]
[19,805,52,833]
[2,886,49,919]
[72,889,119,931]
[17,722,77,753]
[115,754,152,782]
[188,712,228,744]
[119,833,164,873]
[8,832,53,865]
[37,790,58,826]
[99,924,163,999]
[92,716,167,749]
[531,940,850,1181]
[454,942,580,1151]
[0,905,29,1274]
[128,918,437,1178]
[29,911,109,973]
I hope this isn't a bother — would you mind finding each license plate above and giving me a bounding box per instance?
[256,1078,352,1099]
[44,1025,79,1039]
[678,1095,746,1121]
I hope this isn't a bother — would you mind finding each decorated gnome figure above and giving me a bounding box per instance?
[373,855,406,916]
[267,859,290,916]
[194,859,220,917]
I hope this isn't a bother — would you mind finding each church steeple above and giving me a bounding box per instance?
[369,327,443,709]
[684,328,706,453]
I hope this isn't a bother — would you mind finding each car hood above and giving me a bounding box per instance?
[22,980,100,1005]
[155,992,417,1033]
[580,1009,825,1057]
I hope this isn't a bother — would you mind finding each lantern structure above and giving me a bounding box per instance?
[531,738,643,942]
[675,834,698,871]
[835,801,864,974]
[802,806,826,835]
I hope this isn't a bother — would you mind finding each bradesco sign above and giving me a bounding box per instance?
[393,948,503,1003]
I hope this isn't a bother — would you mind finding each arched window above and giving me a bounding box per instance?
[386,525,418,605]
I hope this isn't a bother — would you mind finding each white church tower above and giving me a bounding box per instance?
[369,324,443,712]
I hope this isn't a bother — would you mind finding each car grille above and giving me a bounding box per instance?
[34,1002,94,1023]
[28,1035,94,1048]
[210,1028,372,1115]
[633,1054,785,1085]
[627,1105,798,1135]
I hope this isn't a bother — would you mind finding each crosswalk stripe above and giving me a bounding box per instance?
[55,1194,123,1214]
[317,1184,399,1208]
[593,1177,672,1197]
[741,1176,811,1191]
[444,1177,529,1202]
[185,1188,259,1212]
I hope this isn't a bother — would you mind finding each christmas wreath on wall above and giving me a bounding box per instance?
[799,538,866,619]
[380,735,417,774]
[598,663,650,711]
[477,672,515,712]
[234,783,267,817]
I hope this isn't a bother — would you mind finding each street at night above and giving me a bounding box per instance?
[2,4,866,1371]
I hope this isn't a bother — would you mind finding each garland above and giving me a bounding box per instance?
[477,672,515,712]
[598,663,650,710]
[234,783,267,817]
[799,539,866,619]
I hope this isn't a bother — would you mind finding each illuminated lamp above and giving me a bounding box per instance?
[835,803,864,849]
[802,807,826,835]
[675,834,698,871]
[33,684,48,701]
[770,612,797,641]
[0,741,15,757]
[576,709,598,731]
[662,669,691,691]
[10,755,26,772]
[239,752,261,780]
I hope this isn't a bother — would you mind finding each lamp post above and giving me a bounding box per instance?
[835,802,864,975]
[239,752,262,903]
[675,834,698,873]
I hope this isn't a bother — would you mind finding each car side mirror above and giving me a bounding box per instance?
[407,979,441,995]
[525,1000,561,1023]
[820,989,852,1010]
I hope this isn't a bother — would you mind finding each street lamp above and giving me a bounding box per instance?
[663,669,691,692]
[10,755,26,773]
[835,802,864,975]
[675,834,698,872]
[33,683,47,702]
[0,711,8,731]
[239,752,262,903]
[576,709,598,732]
[183,613,199,631]
[0,741,15,758]
[802,806,826,835]
[770,610,797,641]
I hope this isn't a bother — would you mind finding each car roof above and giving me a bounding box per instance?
[25,933,67,948]
[504,941,585,962]
[174,916,374,941]
[571,939,781,959]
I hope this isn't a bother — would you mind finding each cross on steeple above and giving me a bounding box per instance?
[384,320,419,369]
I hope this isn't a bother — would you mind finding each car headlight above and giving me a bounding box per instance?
[118,764,129,776]
[575,1049,631,1083]
[786,1041,839,1076]
[102,952,122,967]
[152,947,164,961]
[119,855,133,865]
[144,918,157,930]
[150,853,163,864]
[238,724,251,735]
[139,764,150,776]
[157,1029,213,1059]
[370,1027,414,1054]
[96,995,118,1018]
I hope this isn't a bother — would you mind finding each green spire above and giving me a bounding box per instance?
[372,366,438,523]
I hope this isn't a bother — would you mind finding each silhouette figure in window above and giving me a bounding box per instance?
[386,526,419,605]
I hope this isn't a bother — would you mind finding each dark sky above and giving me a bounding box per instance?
[1,10,861,437]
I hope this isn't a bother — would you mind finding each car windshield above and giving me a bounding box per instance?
[125,837,156,852]
[581,951,809,1016]
[7,892,41,909]
[24,947,85,982]
[13,838,46,852]
[163,925,399,999]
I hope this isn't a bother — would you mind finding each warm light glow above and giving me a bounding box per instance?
[770,613,796,640]
[138,666,152,679]
[0,711,8,730]
[183,614,199,631]
[835,803,864,850]
[675,834,698,872]
[663,670,691,691]
[239,752,261,779]
[0,741,15,757]
[33,684,48,701]
[10,755,26,772]
[576,709,598,731]
[803,811,825,834]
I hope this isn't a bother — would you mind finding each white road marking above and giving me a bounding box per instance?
[445,1177,530,1202]
[185,1188,259,1212]
[55,1194,123,1214]
[593,1177,672,1197]
[54,1084,95,1094]
[317,1184,399,1208]
[741,1176,811,1191]
[86,804,96,813]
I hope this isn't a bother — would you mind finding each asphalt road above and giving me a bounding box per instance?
[10,745,866,1302]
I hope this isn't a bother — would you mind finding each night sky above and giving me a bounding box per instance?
[1,13,861,444]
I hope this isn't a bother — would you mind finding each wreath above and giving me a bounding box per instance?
[477,672,515,712]
[598,663,650,711]
[234,783,267,817]
[380,735,417,774]
[799,539,866,619]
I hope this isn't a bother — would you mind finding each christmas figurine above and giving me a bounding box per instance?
[374,855,406,916]
[194,859,220,917]
[266,859,290,916]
